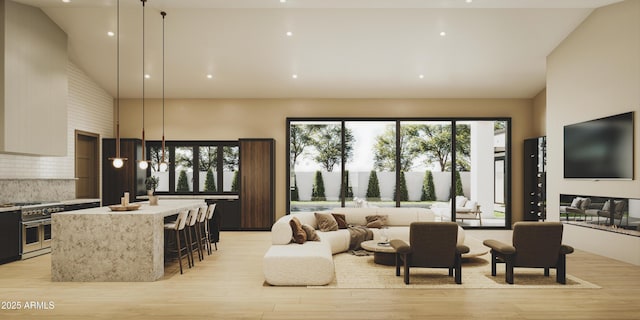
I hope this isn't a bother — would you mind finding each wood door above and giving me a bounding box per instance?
[239,139,274,230]
[75,131,99,199]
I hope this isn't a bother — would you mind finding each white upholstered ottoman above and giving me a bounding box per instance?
[263,241,334,286]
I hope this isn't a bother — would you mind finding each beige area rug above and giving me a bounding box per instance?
[310,239,600,289]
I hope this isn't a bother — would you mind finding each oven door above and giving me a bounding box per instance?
[22,220,43,254]
[41,219,52,249]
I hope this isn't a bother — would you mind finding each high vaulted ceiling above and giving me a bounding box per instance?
[16,0,622,99]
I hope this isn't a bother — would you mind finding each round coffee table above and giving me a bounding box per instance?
[360,240,396,266]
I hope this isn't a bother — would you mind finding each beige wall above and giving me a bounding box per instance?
[531,88,547,137]
[547,0,640,264]
[118,98,533,221]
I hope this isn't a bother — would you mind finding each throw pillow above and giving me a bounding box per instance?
[332,213,348,229]
[301,224,320,241]
[570,197,582,209]
[365,214,388,229]
[315,212,339,232]
[289,216,307,244]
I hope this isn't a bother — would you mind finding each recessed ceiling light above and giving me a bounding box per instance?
[206,74,213,79]
[280,0,286,3]
[292,74,298,79]
[466,0,473,3]
[144,74,150,79]
[286,31,293,37]
[440,31,446,36]
[62,0,71,3]
[419,74,425,79]
[107,31,115,37]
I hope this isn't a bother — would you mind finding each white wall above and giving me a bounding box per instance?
[546,0,640,265]
[293,171,470,202]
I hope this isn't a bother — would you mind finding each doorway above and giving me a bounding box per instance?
[75,130,100,199]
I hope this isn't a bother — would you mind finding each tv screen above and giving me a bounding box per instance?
[564,112,634,179]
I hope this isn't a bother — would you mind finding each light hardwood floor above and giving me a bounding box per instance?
[0,230,638,319]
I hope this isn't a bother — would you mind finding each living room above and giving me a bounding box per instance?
[0,0,638,319]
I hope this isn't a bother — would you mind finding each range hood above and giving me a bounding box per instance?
[0,0,68,156]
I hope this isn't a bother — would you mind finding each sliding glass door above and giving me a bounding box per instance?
[287,118,510,228]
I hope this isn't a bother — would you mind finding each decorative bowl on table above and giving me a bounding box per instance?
[108,203,141,211]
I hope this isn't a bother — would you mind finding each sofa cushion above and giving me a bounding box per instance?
[289,217,307,244]
[366,215,388,228]
[263,242,334,286]
[455,196,468,208]
[317,229,351,254]
[315,212,339,232]
[302,224,320,241]
[332,213,348,229]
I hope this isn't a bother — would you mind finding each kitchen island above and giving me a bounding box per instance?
[51,199,205,282]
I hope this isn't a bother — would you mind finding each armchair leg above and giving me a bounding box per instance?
[395,254,401,277]
[490,251,497,276]
[557,254,567,284]
[404,255,411,284]
[544,267,550,277]
[448,267,453,277]
[505,262,514,284]
[455,254,462,284]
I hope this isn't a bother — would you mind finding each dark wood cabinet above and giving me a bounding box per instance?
[0,210,20,264]
[239,139,275,230]
[102,139,146,206]
[209,198,240,232]
[523,136,546,221]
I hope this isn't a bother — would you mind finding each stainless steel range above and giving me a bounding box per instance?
[19,202,64,259]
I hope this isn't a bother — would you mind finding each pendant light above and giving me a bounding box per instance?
[158,11,169,172]
[138,0,150,170]
[110,0,127,168]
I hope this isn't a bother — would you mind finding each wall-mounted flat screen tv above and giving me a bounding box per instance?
[564,112,634,179]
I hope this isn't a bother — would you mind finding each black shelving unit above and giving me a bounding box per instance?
[524,136,546,221]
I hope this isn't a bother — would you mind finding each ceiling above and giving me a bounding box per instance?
[16,0,622,99]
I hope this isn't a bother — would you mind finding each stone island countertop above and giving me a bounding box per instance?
[51,199,205,282]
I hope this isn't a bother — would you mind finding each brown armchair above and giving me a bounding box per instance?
[390,222,470,284]
[483,222,574,284]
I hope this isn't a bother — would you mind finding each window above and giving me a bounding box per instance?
[346,121,395,207]
[148,145,170,192]
[223,146,239,192]
[174,146,193,192]
[287,118,511,228]
[289,121,343,211]
[199,146,218,192]
[145,141,239,194]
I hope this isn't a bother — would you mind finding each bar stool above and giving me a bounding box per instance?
[163,210,189,274]
[195,205,208,260]
[185,208,201,266]
[205,203,217,254]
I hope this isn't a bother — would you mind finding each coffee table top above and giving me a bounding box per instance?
[360,237,489,258]
[360,240,396,253]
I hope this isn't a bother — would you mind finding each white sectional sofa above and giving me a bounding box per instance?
[263,207,465,286]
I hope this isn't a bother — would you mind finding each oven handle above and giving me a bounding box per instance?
[22,219,49,227]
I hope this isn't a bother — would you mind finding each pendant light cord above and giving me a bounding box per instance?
[161,11,166,162]
[140,0,147,163]
[115,0,121,159]
[162,11,165,135]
